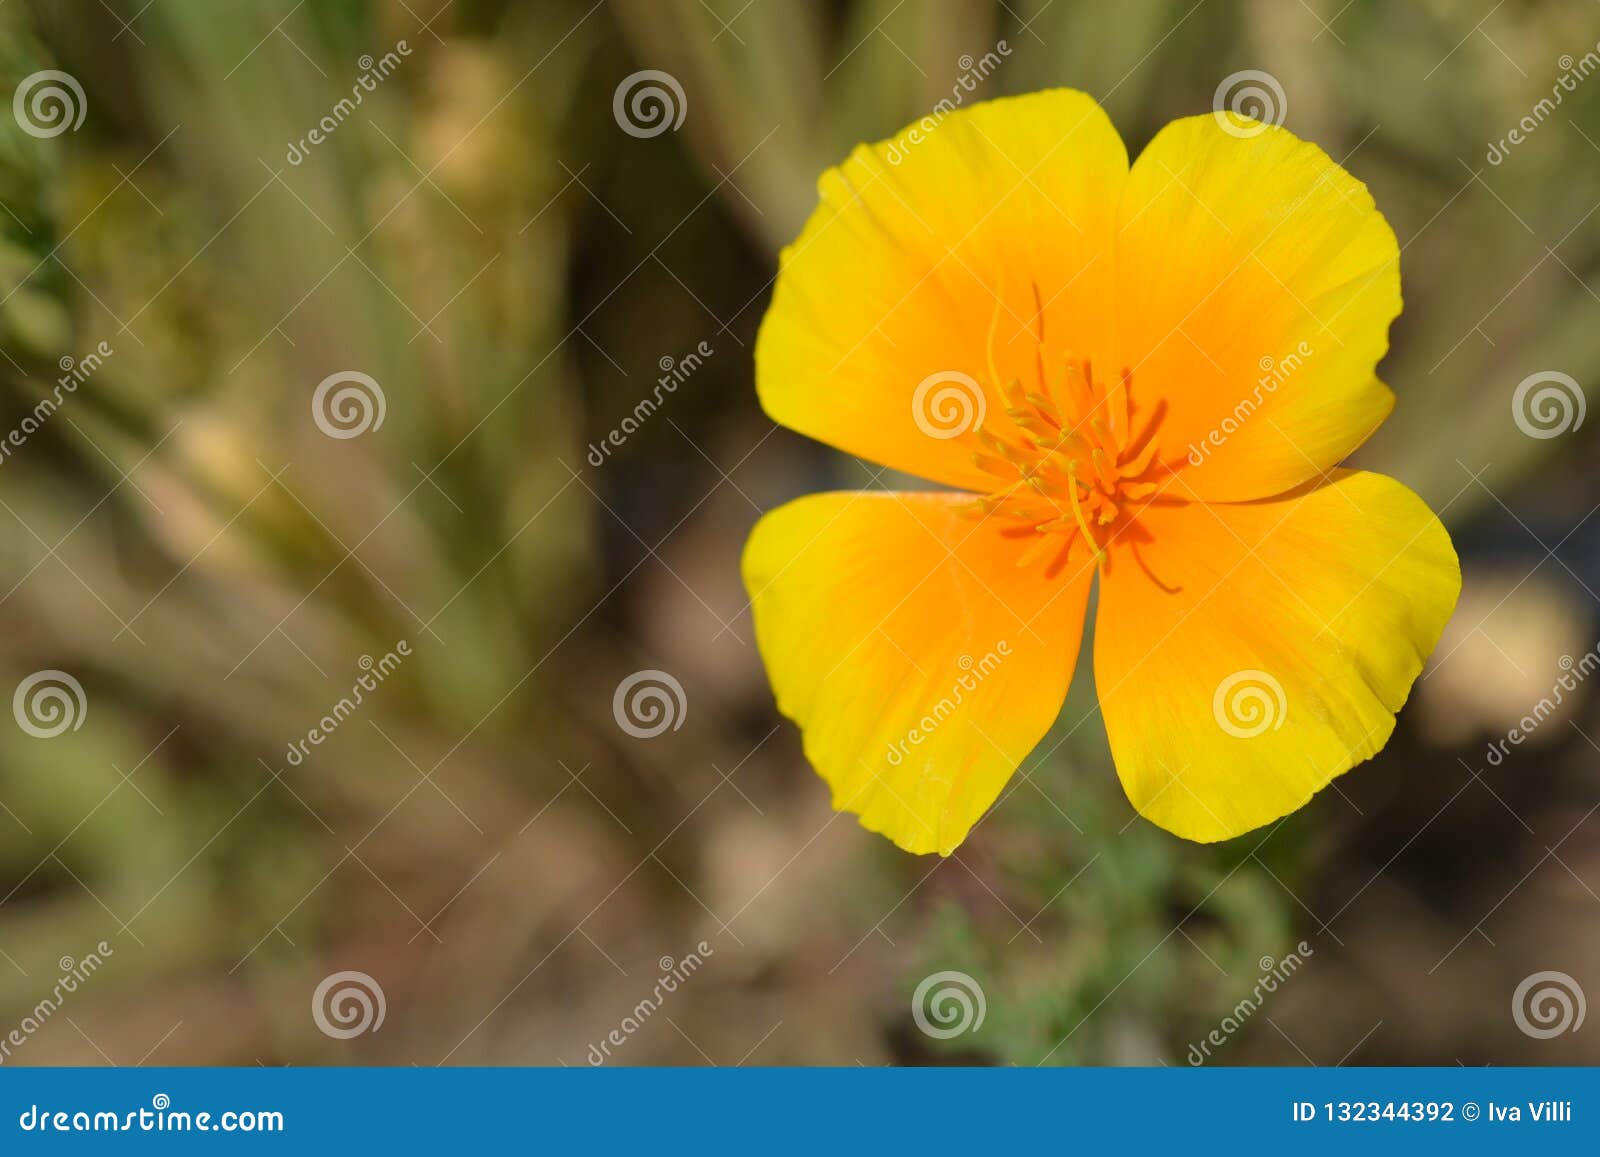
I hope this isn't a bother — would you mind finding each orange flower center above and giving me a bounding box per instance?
[956,288,1171,579]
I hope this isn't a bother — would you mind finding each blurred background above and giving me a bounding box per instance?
[0,0,1597,1066]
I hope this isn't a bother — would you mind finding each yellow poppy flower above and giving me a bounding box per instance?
[742,88,1460,855]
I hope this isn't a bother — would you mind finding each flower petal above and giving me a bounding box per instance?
[1115,114,1402,501]
[1093,471,1459,842]
[755,89,1128,491]
[743,491,1094,854]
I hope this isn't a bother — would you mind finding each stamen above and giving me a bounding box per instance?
[1123,398,1168,461]
[1042,537,1078,580]
[998,522,1045,539]
[1064,461,1106,568]
[1108,367,1131,448]
[1117,435,1161,480]
[971,451,1012,477]
[1090,448,1118,493]
[1132,540,1182,594]
[1008,410,1057,439]
[984,280,1006,396]
[1024,392,1063,424]
[977,428,1033,467]
[1063,360,1094,416]
[1014,530,1059,568]
[1030,281,1049,395]
[1001,376,1030,412]
[975,429,1008,455]
[1031,429,1088,460]
[968,335,1173,579]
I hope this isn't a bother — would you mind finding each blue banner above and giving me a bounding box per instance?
[0,1067,1595,1151]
